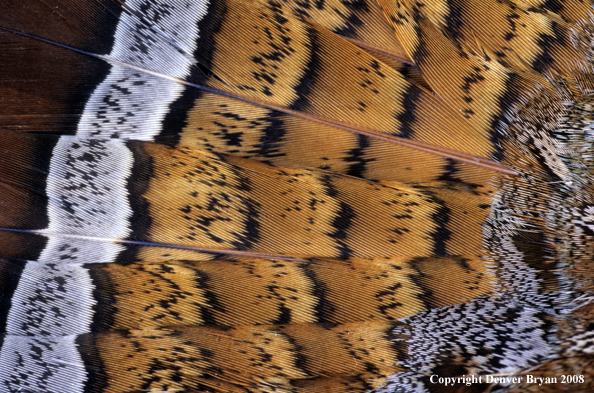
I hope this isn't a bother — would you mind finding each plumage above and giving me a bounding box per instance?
[0,0,593,392]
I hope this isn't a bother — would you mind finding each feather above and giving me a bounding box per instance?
[0,0,594,392]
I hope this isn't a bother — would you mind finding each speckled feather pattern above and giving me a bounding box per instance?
[0,0,594,392]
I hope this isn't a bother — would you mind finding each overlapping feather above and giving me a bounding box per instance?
[0,0,593,392]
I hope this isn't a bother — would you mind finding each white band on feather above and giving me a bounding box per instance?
[77,0,209,140]
[0,335,87,393]
[38,136,133,264]
[5,262,95,336]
